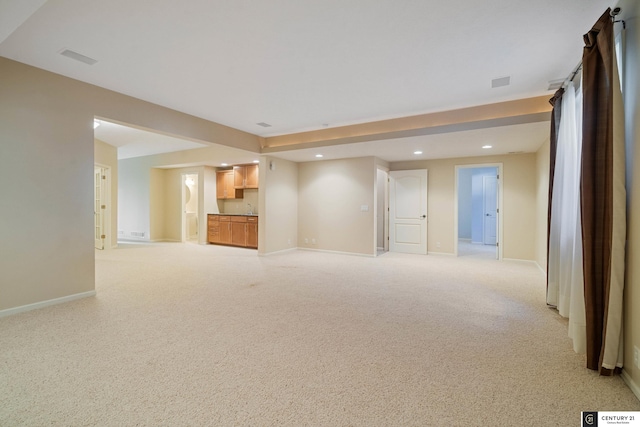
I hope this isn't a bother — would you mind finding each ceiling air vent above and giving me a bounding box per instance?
[491,76,510,88]
[59,48,98,65]
[256,122,272,128]
[548,78,565,91]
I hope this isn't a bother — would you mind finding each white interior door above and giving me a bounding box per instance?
[389,170,428,254]
[94,166,105,250]
[483,175,497,246]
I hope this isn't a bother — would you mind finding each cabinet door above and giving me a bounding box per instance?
[245,164,259,189]
[233,166,245,188]
[219,217,232,244]
[231,222,247,247]
[225,171,242,199]
[246,222,258,248]
[216,172,226,199]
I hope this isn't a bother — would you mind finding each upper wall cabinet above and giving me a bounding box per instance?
[234,164,259,189]
[216,170,243,199]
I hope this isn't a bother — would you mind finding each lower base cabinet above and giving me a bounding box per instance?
[208,214,257,249]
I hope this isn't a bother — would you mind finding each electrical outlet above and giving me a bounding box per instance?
[311,238,316,245]
[287,239,292,245]
[304,238,308,244]
[634,346,640,369]
[436,242,441,248]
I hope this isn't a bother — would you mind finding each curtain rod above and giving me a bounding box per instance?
[558,8,625,90]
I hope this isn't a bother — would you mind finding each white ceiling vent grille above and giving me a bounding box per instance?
[59,48,98,65]
[548,79,565,91]
[256,122,272,128]
[491,76,511,88]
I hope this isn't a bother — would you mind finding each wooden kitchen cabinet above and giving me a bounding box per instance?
[218,216,232,244]
[231,216,247,246]
[207,214,219,243]
[246,216,258,248]
[233,164,259,189]
[207,214,257,249]
[216,170,243,199]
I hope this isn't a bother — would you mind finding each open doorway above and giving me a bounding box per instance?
[182,174,199,243]
[455,164,502,260]
[376,168,389,256]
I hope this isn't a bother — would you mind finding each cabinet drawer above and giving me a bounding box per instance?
[231,216,247,223]
[218,216,231,222]
[247,216,258,223]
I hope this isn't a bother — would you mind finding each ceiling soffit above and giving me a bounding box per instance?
[261,96,552,153]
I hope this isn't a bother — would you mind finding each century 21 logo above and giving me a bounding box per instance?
[584,413,595,425]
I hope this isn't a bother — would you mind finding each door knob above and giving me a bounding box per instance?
[421,215,426,219]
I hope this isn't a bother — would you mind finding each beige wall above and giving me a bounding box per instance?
[0,57,260,311]
[391,153,539,260]
[298,157,376,256]
[259,156,298,255]
[535,138,550,271]
[94,138,118,248]
[620,0,640,398]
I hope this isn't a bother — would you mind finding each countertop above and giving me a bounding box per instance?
[208,213,258,216]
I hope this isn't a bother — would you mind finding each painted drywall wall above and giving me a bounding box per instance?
[391,153,538,260]
[535,138,550,271]
[620,0,640,398]
[259,156,298,255]
[298,157,376,256]
[0,60,94,310]
[94,138,118,248]
[118,156,154,241]
[0,57,260,311]
[150,168,167,241]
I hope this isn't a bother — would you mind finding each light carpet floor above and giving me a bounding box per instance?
[1,242,639,426]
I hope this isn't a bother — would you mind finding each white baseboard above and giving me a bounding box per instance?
[622,369,640,402]
[0,290,96,318]
[427,251,455,256]
[503,258,539,265]
[299,247,375,258]
[258,247,298,257]
[535,262,546,277]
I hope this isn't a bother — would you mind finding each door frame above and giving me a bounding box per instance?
[454,163,503,260]
[375,167,389,255]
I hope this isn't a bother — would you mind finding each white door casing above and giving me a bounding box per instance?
[389,169,428,254]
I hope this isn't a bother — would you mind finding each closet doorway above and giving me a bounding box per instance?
[454,164,502,260]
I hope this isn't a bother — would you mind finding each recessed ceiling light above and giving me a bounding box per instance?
[414,151,423,155]
[315,154,323,158]
[221,163,228,166]
[482,145,492,149]
[252,160,260,164]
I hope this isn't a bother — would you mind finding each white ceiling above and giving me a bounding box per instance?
[94,120,207,160]
[0,0,618,163]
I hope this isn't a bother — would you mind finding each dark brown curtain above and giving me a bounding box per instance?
[546,88,563,305]
[580,8,617,375]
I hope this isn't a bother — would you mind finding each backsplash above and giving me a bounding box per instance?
[218,189,259,214]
